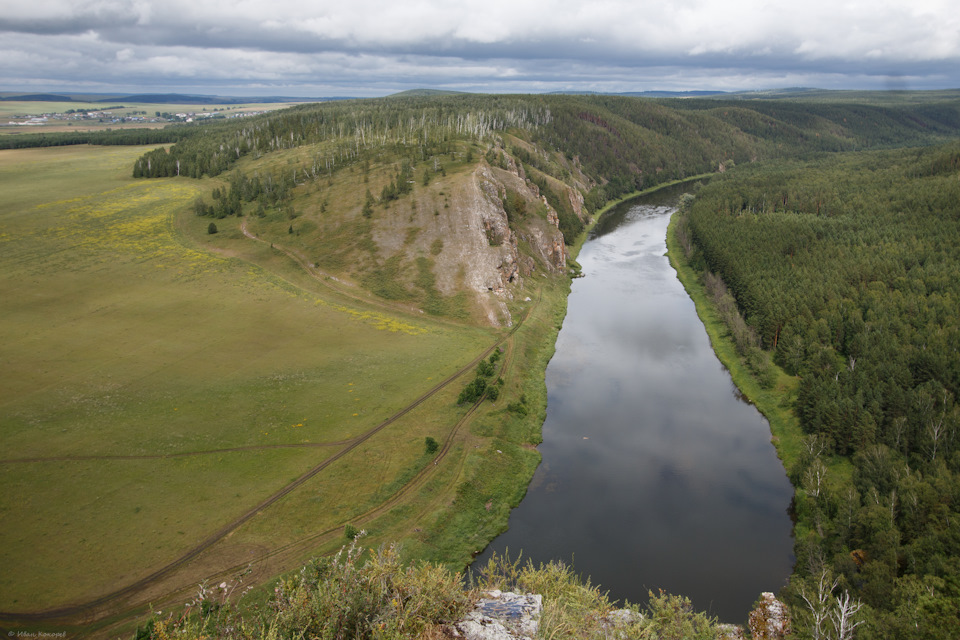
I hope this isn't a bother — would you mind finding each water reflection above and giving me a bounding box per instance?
[473,185,794,624]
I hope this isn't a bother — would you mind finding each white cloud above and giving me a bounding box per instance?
[0,0,957,95]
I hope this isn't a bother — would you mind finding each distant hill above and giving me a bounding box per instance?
[107,93,324,105]
[546,90,728,98]
[619,90,728,98]
[0,93,73,102]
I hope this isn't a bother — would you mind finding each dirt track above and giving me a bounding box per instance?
[0,223,539,631]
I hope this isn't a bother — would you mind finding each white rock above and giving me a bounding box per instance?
[454,592,542,640]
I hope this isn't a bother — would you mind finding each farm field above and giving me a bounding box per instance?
[0,144,504,619]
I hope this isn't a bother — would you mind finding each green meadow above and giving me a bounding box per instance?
[0,145,508,614]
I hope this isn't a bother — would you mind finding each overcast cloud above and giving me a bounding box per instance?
[2,0,958,96]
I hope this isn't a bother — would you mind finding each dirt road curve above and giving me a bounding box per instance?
[1,219,540,630]
[0,290,538,629]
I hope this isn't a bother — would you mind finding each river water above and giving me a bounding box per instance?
[475,184,795,623]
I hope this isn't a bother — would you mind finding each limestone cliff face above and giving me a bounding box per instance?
[567,186,587,223]
[481,163,567,276]
[431,163,566,326]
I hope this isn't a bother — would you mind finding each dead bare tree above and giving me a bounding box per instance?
[799,569,865,640]
[831,591,864,640]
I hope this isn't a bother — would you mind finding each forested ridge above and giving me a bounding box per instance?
[121,92,960,252]
[124,93,960,191]
[681,144,960,638]
[0,126,193,149]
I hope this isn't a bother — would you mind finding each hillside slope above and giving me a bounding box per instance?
[141,93,960,325]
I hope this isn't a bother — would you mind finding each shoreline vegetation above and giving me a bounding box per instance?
[666,192,805,476]
[666,146,960,638]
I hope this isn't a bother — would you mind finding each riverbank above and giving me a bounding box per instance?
[571,174,718,256]
[664,204,804,481]
[474,180,794,621]
[452,177,725,571]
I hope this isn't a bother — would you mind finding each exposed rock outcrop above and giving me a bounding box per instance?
[430,164,565,326]
[567,186,588,223]
[450,591,542,640]
[748,592,790,640]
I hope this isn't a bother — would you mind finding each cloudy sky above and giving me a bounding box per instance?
[2,0,958,97]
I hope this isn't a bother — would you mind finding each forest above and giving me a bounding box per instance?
[121,93,960,248]
[0,126,191,149]
[679,144,960,638]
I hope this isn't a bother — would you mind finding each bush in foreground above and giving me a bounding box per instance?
[138,537,726,640]
[140,538,470,640]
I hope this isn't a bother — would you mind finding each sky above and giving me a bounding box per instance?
[2,0,959,97]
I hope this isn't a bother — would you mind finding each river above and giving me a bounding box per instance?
[475,184,795,623]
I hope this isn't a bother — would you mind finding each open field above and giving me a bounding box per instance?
[0,144,517,621]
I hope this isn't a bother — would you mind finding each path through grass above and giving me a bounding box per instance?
[0,146,492,613]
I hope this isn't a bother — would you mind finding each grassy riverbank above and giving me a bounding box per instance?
[666,197,856,552]
[665,202,806,472]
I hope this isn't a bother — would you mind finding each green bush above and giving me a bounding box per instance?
[142,539,472,640]
[476,360,495,377]
[138,542,724,640]
[456,376,487,404]
[474,553,719,640]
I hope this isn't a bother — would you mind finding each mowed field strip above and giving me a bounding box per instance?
[0,145,498,615]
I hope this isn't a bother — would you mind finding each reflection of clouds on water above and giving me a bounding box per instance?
[477,193,793,622]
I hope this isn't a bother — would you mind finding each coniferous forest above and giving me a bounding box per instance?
[680,143,960,638]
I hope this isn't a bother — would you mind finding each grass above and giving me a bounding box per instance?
[138,535,722,640]
[0,145,495,617]
[0,141,588,640]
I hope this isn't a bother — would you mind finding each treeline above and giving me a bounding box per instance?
[531,94,960,209]
[0,126,193,149]
[682,143,960,637]
[126,93,960,194]
[670,98,960,149]
[132,95,552,179]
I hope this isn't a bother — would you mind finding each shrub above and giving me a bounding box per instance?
[457,376,487,404]
[474,553,719,640]
[425,436,439,454]
[207,222,218,234]
[270,540,471,640]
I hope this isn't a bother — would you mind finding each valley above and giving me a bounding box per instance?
[1,90,959,638]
